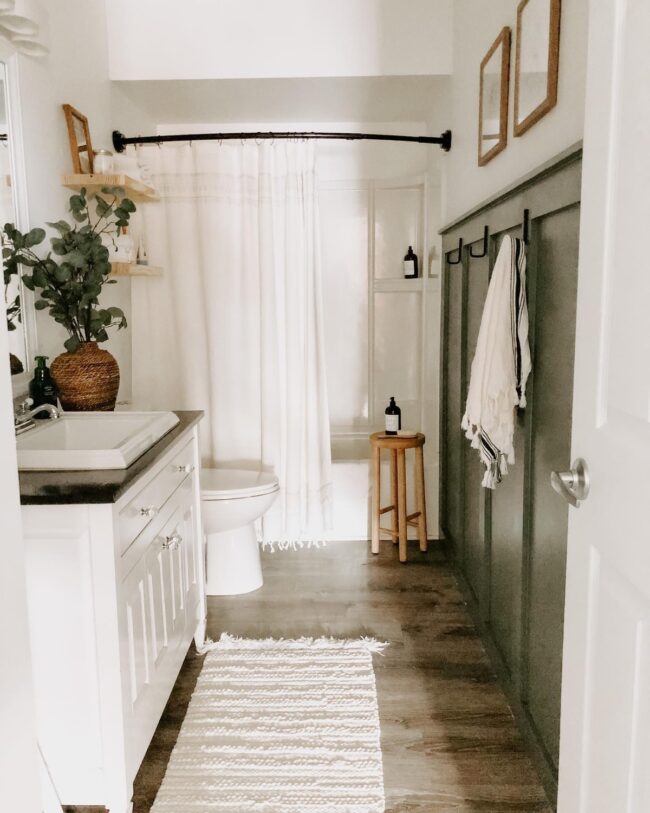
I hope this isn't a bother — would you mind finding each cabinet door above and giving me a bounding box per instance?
[122,496,188,775]
[150,504,186,656]
[144,514,176,671]
[122,557,151,713]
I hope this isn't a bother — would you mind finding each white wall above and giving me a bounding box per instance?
[442,0,588,223]
[107,0,453,81]
[12,0,147,401]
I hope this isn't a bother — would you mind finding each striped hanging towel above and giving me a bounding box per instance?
[461,235,531,488]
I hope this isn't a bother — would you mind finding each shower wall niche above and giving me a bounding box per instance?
[320,174,440,540]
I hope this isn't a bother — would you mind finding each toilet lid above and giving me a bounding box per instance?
[201,468,279,500]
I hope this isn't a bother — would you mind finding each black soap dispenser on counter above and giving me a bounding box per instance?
[29,356,58,417]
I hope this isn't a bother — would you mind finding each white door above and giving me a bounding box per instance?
[0,320,42,808]
[557,1,650,810]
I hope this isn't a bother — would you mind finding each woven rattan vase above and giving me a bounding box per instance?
[51,341,120,411]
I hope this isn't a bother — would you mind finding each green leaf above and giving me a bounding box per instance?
[51,238,67,256]
[32,267,48,288]
[64,336,80,353]
[46,220,72,233]
[21,275,35,291]
[121,198,136,213]
[54,266,72,283]
[66,250,86,267]
[95,196,110,217]
[24,228,46,248]
[34,299,49,310]
[17,255,38,267]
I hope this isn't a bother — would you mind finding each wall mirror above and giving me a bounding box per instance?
[478,27,511,166]
[514,0,561,136]
[0,53,34,385]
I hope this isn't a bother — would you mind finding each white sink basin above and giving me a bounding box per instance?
[17,411,180,471]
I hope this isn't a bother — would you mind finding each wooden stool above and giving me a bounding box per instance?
[370,432,427,563]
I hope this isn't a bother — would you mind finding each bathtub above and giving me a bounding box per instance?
[326,431,371,541]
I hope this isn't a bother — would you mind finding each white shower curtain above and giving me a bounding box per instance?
[131,141,332,545]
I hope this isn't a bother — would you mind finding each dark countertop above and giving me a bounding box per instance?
[19,410,203,506]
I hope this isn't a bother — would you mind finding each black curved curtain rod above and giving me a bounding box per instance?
[112,128,452,153]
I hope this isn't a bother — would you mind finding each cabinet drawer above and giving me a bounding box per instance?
[119,437,195,555]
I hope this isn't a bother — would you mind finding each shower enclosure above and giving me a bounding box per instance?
[320,171,440,540]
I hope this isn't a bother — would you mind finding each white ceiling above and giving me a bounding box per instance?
[107,0,453,81]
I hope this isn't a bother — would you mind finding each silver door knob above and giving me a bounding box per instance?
[139,505,158,518]
[550,458,590,508]
[162,532,182,551]
[174,464,193,474]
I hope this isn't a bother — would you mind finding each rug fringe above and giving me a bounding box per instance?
[196,633,388,656]
[261,539,328,552]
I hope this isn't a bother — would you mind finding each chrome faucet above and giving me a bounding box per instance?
[14,398,61,435]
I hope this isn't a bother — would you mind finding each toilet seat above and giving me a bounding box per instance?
[201,468,279,501]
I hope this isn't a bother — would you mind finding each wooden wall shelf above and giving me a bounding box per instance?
[62,173,159,201]
[110,263,162,278]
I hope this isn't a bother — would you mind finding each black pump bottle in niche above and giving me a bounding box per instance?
[385,397,401,436]
[403,246,418,279]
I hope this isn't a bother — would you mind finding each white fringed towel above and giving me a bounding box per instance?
[461,235,531,488]
[152,634,387,812]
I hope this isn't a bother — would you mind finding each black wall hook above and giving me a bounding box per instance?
[522,209,531,245]
[446,238,463,265]
[469,225,489,258]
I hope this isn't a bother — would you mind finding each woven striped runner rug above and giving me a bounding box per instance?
[151,633,387,812]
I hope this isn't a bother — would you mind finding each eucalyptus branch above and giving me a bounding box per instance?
[2,189,136,353]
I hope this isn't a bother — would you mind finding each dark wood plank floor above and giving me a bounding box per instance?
[72,540,553,812]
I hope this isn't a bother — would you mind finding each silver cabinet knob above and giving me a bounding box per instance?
[162,532,182,551]
[139,505,158,518]
[174,464,193,474]
[550,458,590,508]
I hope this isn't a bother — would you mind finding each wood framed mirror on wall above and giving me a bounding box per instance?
[62,103,94,174]
[514,0,561,136]
[478,27,511,167]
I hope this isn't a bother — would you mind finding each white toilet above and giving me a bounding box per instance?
[201,468,280,596]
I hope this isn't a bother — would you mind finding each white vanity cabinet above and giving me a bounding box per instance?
[21,419,206,813]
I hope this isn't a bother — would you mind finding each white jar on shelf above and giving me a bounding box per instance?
[94,149,114,174]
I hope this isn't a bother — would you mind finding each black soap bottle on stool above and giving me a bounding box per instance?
[385,396,401,436]
[403,246,418,279]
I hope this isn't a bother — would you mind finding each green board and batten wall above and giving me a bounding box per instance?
[439,145,582,803]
